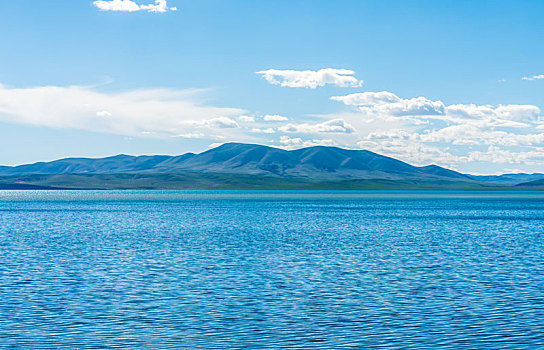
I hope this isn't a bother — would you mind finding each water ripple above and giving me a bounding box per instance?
[0,191,543,348]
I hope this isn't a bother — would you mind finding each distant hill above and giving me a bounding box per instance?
[0,143,472,180]
[515,178,544,188]
[470,173,544,186]
[0,143,540,190]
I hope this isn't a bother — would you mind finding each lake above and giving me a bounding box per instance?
[1,190,543,349]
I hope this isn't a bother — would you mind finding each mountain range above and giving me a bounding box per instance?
[0,143,543,190]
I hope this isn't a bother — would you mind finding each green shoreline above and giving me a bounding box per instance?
[1,173,542,191]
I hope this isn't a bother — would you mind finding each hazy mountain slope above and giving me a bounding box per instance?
[0,154,171,176]
[418,165,473,180]
[515,178,544,187]
[471,173,544,186]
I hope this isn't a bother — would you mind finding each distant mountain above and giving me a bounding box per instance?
[470,173,544,186]
[0,143,539,190]
[515,178,544,188]
[0,142,471,179]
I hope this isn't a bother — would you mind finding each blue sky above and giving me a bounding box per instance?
[0,0,543,174]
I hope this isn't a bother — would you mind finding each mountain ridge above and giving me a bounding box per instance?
[0,142,468,179]
[0,143,541,189]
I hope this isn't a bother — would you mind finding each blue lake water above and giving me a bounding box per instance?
[1,190,544,349]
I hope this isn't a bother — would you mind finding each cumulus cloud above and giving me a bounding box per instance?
[331,91,446,116]
[0,82,244,138]
[279,119,355,134]
[93,0,177,13]
[251,127,275,134]
[355,129,466,166]
[358,139,465,166]
[364,123,544,149]
[468,146,544,165]
[352,122,544,169]
[256,68,363,89]
[96,110,112,117]
[263,114,289,122]
[174,132,205,139]
[325,90,544,170]
[204,117,239,129]
[445,104,541,122]
[279,136,336,149]
[238,115,255,122]
[522,74,544,81]
[332,91,542,125]
[332,91,404,106]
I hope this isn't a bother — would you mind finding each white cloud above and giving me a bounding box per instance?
[332,91,541,125]
[279,136,336,149]
[491,120,530,128]
[251,127,275,134]
[522,74,544,81]
[93,0,177,13]
[419,125,521,146]
[365,123,544,149]
[279,119,355,134]
[256,68,363,89]
[445,104,541,122]
[238,115,255,122]
[96,110,112,117]
[468,146,544,165]
[357,133,466,166]
[0,82,244,138]
[174,132,205,138]
[93,0,140,11]
[332,91,404,106]
[331,91,446,116]
[503,168,527,174]
[263,114,288,121]
[324,90,544,169]
[204,117,239,129]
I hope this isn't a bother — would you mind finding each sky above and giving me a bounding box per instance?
[0,0,543,174]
